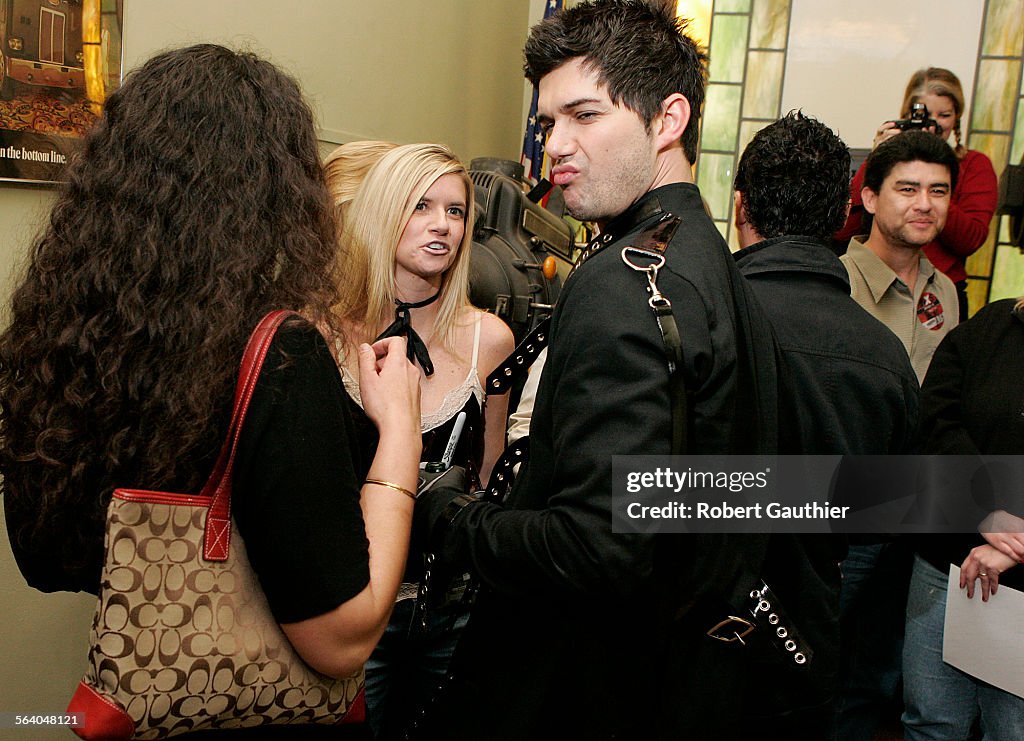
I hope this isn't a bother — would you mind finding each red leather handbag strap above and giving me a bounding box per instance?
[203,310,300,561]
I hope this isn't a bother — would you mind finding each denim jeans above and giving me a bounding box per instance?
[835,540,913,741]
[903,556,1024,741]
[364,594,471,740]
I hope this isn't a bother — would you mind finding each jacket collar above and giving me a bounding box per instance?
[600,182,704,241]
[734,235,850,290]
[570,183,702,277]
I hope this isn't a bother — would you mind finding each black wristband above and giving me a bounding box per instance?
[441,492,479,531]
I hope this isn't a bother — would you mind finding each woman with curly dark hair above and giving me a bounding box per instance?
[0,44,422,737]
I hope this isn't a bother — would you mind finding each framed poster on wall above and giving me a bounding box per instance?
[0,0,121,184]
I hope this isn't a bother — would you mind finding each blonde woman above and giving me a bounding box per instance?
[324,140,398,226]
[328,142,514,739]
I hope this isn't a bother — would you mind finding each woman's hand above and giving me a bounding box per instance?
[358,336,421,439]
[979,510,1024,563]
[873,120,902,149]
[960,544,1018,601]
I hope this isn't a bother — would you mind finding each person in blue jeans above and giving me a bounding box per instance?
[907,297,1024,740]
[836,538,915,739]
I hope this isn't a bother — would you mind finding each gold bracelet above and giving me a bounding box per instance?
[364,478,416,501]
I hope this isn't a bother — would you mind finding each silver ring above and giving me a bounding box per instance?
[980,572,988,577]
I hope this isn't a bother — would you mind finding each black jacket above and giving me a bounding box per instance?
[917,298,1024,590]
[420,184,784,740]
[734,235,919,455]
[731,236,921,736]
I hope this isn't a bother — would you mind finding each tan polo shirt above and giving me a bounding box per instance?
[841,237,959,384]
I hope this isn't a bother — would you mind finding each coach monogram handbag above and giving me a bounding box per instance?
[66,311,365,739]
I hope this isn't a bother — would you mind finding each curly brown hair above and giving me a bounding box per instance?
[734,111,850,241]
[0,44,339,591]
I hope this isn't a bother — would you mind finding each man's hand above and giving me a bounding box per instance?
[412,466,471,561]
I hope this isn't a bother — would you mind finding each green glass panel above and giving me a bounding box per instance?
[708,14,750,82]
[983,0,1024,56]
[715,0,752,12]
[965,219,998,281]
[742,50,784,119]
[967,133,1011,177]
[990,244,1024,301]
[971,59,1018,132]
[750,0,790,49]
[966,278,991,317]
[1013,98,1024,164]
[696,152,735,221]
[737,119,770,159]
[701,84,741,151]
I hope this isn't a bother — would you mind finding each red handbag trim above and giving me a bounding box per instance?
[201,310,294,561]
[67,680,135,740]
[204,516,231,561]
[113,488,212,507]
[341,687,367,725]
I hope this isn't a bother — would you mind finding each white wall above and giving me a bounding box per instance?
[782,0,984,150]
[0,530,95,740]
[122,0,530,162]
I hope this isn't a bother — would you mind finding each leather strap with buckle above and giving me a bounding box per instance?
[748,581,813,666]
[485,318,550,395]
[481,436,529,504]
[706,615,756,645]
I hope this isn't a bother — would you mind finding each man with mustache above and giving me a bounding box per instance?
[842,130,960,384]
[837,129,959,740]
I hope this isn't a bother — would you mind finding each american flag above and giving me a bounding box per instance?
[521,0,564,183]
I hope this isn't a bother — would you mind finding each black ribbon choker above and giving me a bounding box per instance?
[374,291,440,376]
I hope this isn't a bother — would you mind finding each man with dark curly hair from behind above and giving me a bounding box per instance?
[734,111,919,457]
[732,111,922,737]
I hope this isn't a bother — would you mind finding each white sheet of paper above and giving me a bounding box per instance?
[943,565,1024,699]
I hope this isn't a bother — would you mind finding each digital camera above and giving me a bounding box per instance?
[893,102,939,132]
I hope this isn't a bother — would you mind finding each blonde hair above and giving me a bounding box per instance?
[335,143,475,350]
[901,67,967,160]
[324,140,398,228]
[1015,296,1024,313]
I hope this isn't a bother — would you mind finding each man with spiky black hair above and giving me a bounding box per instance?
[412,3,820,738]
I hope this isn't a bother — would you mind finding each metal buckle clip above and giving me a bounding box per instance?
[706,615,756,645]
[621,247,669,309]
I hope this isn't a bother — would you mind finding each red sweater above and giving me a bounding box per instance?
[834,148,998,283]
